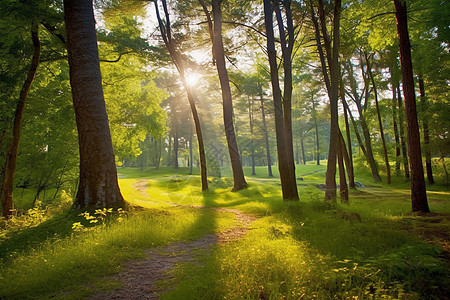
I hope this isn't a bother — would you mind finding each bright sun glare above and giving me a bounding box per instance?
[185,72,202,87]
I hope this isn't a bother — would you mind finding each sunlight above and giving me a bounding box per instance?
[185,72,202,87]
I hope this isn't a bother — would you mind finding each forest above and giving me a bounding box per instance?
[0,0,449,299]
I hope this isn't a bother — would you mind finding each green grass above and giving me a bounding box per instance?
[0,164,449,299]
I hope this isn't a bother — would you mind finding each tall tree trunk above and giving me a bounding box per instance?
[359,109,382,182]
[366,53,391,184]
[154,0,208,190]
[324,0,341,202]
[312,95,320,165]
[211,0,247,190]
[274,0,297,188]
[397,85,410,178]
[301,137,306,165]
[394,0,429,213]
[189,124,193,175]
[259,91,273,177]
[392,79,401,174]
[167,133,172,167]
[343,97,368,159]
[155,139,161,169]
[249,99,256,176]
[1,22,40,218]
[64,0,125,208]
[339,81,355,188]
[418,74,434,185]
[338,129,354,189]
[173,127,179,169]
[264,0,298,200]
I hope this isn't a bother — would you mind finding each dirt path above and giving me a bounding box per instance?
[90,207,257,299]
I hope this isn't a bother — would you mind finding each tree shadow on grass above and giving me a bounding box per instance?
[0,211,80,264]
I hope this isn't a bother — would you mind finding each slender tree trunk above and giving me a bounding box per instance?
[174,127,179,169]
[259,91,273,177]
[264,0,298,200]
[301,137,306,165]
[274,0,297,187]
[212,0,247,190]
[338,129,354,189]
[1,22,40,218]
[65,0,125,208]
[155,139,162,169]
[167,134,172,167]
[418,75,434,185]
[337,130,348,203]
[324,0,341,202]
[366,53,391,184]
[397,85,410,178]
[392,80,401,174]
[343,98,368,159]
[154,0,208,190]
[394,0,429,212]
[189,124,193,175]
[339,81,355,188]
[249,99,256,176]
[312,95,320,165]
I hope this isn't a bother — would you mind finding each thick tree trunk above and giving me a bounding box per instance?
[1,22,40,218]
[394,0,429,212]
[259,91,273,177]
[418,75,434,185]
[64,0,125,208]
[264,0,298,200]
[212,0,247,191]
[366,54,391,184]
[397,85,410,178]
[154,0,208,190]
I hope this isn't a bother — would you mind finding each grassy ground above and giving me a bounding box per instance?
[0,163,449,299]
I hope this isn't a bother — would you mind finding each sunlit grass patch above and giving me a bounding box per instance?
[0,207,236,299]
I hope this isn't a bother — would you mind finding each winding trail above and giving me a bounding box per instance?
[90,206,257,299]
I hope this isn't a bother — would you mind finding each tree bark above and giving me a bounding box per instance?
[264,0,298,200]
[394,0,429,212]
[1,22,40,218]
[418,75,434,185]
[155,0,208,190]
[211,0,247,191]
[64,0,125,208]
